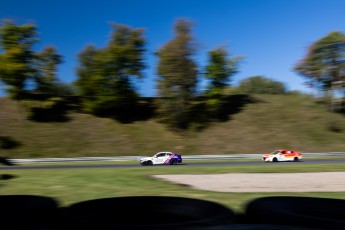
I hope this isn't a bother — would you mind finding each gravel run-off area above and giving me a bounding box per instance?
[153,172,345,192]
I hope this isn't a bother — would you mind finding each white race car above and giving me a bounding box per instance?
[140,152,182,166]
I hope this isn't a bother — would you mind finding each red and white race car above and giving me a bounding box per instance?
[262,150,302,162]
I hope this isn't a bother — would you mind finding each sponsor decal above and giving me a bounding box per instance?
[164,154,176,164]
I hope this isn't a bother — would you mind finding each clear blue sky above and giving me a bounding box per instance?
[1,0,345,96]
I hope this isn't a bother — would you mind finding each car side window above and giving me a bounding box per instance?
[157,153,166,158]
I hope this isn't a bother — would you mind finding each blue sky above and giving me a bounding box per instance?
[1,0,345,96]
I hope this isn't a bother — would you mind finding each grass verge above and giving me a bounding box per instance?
[1,163,345,213]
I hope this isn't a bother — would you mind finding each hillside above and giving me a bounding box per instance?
[1,94,345,158]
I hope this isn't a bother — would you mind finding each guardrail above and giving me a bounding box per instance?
[10,152,345,164]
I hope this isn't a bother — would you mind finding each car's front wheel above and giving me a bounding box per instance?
[170,160,177,165]
[147,161,153,166]
[272,158,278,162]
[293,157,299,162]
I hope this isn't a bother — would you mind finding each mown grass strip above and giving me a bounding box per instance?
[1,163,344,213]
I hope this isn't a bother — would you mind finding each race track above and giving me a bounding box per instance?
[1,159,345,170]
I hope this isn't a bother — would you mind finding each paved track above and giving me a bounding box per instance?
[1,159,345,170]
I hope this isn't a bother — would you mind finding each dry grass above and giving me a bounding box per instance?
[1,94,345,158]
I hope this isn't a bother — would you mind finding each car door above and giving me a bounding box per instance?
[285,150,294,160]
[163,153,173,164]
[155,153,167,164]
[279,150,287,161]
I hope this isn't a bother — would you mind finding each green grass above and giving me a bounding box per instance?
[1,94,345,158]
[1,163,345,213]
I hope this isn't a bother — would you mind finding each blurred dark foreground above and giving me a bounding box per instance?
[0,195,344,230]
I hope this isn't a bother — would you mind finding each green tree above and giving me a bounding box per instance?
[35,46,62,95]
[0,20,37,99]
[0,20,63,100]
[204,46,242,116]
[76,45,100,111]
[156,19,198,129]
[76,23,145,116]
[294,31,345,99]
[239,76,286,95]
[205,47,242,96]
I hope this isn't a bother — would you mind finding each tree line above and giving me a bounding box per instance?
[1,19,344,129]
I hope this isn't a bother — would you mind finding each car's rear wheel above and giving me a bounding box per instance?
[293,157,299,162]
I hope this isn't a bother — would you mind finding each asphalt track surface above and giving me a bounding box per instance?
[1,159,345,170]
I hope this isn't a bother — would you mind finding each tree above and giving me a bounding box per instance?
[239,76,286,95]
[76,23,146,117]
[294,31,345,109]
[34,46,62,95]
[0,20,37,99]
[0,20,63,100]
[76,45,100,111]
[204,46,242,117]
[156,19,198,129]
[205,47,242,96]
